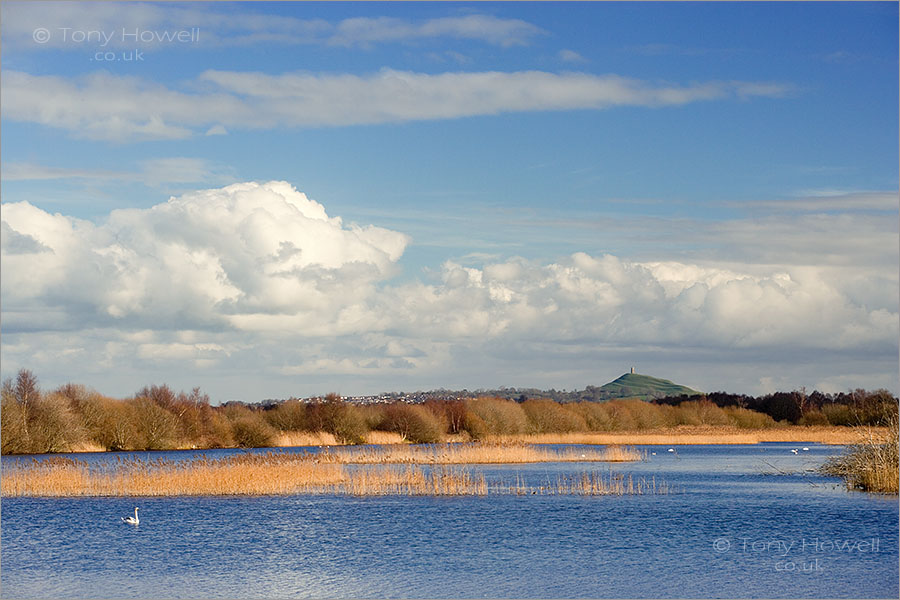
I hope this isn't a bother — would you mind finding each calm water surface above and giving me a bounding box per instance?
[2,443,897,599]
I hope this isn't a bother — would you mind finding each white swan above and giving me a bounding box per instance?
[122,507,140,525]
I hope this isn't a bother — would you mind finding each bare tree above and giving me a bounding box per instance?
[14,369,39,439]
[132,397,178,450]
[28,393,84,453]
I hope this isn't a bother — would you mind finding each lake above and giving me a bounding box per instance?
[1,443,897,598]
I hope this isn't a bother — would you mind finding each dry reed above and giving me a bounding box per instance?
[821,418,899,493]
[489,426,873,446]
[551,472,669,495]
[67,441,107,453]
[342,465,487,496]
[315,442,642,464]
[363,431,407,445]
[1,449,658,498]
[273,431,340,447]
[495,471,669,496]
[1,454,345,497]
[0,454,488,497]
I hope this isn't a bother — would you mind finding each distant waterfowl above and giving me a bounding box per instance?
[802,447,810,451]
[791,449,799,454]
[667,448,675,453]
[122,507,140,525]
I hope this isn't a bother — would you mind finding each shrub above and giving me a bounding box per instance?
[798,410,830,426]
[669,401,703,426]
[425,400,467,434]
[674,400,730,427]
[465,397,528,436]
[821,416,899,493]
[850,389,899,426]
[723,406,777,429]
[131,397,179,450]
[355,404,387,432]
[264,399,308,432]
[203,410,236,448]
[174,388,213,444]
[521,398,587,433]
[1,370,40,453]
[1,392,29,454]
[601,401,637,431]
[379,403,444,443]
[231,415,276,448]
[99,400,141,451]
[68,391,112,445]
[822,403,856,426]
[306,395,367,444]
[27,393,85,454]
[605,400,665,430]
[569,402,614,431]
[462,411,489,440]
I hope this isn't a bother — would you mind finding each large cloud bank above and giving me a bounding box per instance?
[1,181,897,396]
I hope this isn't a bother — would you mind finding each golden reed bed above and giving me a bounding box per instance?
[486,426,877,446]
[1,449,657,497]
[315,442,642,464]
[63,427,870,453]
[821,421,899,494]
[268,427,871,449]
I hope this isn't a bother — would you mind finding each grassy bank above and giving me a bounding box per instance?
[1,447,655,497]
[821,418,899,493]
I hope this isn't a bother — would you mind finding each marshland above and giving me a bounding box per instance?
[1,444,651,497]
[2,369,895,455]
[2,368,897,496]
[2,371,898,598]
[3,442,897,599]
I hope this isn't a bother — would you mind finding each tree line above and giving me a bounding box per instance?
[652,388,897,426]
[1,369,897,454]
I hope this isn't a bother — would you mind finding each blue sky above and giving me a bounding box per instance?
[1,2,897,401]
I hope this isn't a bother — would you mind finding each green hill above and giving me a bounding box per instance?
[596,372,701,401]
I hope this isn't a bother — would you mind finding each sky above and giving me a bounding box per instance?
[1,1,897,402]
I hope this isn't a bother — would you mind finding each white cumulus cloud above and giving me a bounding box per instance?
[1,181,896,398]
[1,181,409,333]
[378,254,897,353]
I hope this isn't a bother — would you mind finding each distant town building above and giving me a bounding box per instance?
[631,366,635,374]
